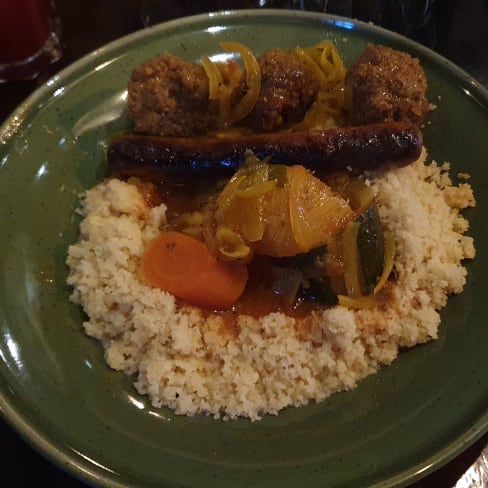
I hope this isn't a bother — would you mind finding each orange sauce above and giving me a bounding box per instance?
[135,176,392,324]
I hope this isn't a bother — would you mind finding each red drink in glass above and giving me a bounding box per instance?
[0,0,62,82]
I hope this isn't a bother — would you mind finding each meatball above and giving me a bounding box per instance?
[345,44,430,125]
[128,53,218,137]
[244,49,320,132]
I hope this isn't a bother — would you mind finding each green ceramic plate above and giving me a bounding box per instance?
[0,9,487,488]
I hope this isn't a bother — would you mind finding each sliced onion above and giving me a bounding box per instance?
[201,56,224,100]
[374,231,395,295]
[337,294,376,309]
[221,41,261,126]
[341,221,366,298]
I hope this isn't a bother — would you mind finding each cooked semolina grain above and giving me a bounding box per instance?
[66,150,475,420]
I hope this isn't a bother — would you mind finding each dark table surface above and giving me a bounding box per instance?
[0,0,487,486]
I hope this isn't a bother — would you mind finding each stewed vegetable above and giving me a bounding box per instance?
[143,155,395,311]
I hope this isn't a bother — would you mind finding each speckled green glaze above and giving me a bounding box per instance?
[0,9,487,488]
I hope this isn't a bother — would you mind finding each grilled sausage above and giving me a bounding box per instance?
[107,121,422,182]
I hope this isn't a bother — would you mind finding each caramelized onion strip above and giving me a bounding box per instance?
[220,41,261,126]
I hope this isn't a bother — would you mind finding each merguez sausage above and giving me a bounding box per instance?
[107,121,423,182]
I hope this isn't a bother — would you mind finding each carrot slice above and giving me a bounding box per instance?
[140,231,248,310]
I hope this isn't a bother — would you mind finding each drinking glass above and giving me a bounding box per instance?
[0,0,62,82]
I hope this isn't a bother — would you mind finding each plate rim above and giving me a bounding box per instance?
[0,8,487,488]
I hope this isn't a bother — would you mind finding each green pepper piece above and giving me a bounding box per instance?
[357,202,385,292]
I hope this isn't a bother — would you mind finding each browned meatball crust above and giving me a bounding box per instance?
[128,53,219,137]
[244,49,320,132]
[345,44,430,125]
